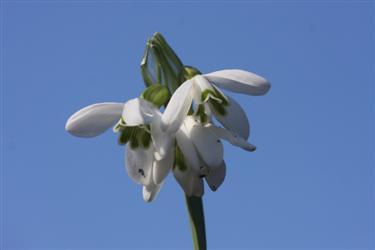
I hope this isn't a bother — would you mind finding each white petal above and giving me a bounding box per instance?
[205,69,270,96]
[194,75,213,92]
[209,95,250,139]
[65,102,123,137]
[152,150,174,184]
[175,120,203,175]
[192,81,202,106]
[143,182,163,202]
[122,98,158,126]
[125,145,154,186]
[189,122,224,169]
[173,166,204,197]
[205,161,226,191]
[161,80,193,133]
[204,103,213,118]
[206,125,256,152]
[150,114,173,161]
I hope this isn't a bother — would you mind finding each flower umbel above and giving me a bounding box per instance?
[65,31,270,204]
[65,32,270,250]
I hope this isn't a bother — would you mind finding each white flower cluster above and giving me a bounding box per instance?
[66,69,270,202]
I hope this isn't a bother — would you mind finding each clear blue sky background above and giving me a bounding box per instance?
[2,1,374,249]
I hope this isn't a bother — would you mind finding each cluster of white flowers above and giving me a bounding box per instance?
[66,68,270,202]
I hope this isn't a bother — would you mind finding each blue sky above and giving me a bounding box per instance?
[2,1,374,249]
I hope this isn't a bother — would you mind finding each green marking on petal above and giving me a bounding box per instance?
[142,124,151,133]
[118,126,134,145]
[129,127,140,149]
[122,126,153,149]
[175,146,188,172]
[210,99,226,116]
[213,86,229,106]
[201,89,217,103]
[113,117,126,132]
[201,87,228,115]
[196,104,208,123]
[138,128,152,149]
[114,123,122,132]
[201,87,229,108]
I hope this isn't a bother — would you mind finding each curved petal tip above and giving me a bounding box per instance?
[205,69,271,96]
[65,102,124,138]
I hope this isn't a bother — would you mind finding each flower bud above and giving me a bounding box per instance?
[141,84,170,107]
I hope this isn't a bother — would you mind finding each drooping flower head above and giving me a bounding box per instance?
[65,97,174,202]
[65,32,270,202]
[162,67,270,195]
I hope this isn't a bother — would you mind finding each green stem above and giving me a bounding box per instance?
[185,195,207,250]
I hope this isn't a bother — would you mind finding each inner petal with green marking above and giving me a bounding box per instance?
[199,86,229,118]
[118,125,152,149]
[115,117,152,150]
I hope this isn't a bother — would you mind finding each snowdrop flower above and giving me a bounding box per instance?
[162,69,270,140]
[65,69,270,200]
[162,69,270,195]
[173,116,257,194]
[65,98,174,202]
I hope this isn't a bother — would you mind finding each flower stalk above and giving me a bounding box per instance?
[185,195,207,250]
